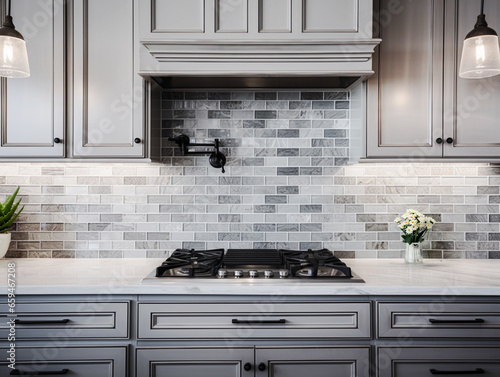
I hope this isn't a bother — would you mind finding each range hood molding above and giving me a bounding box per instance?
[140,39,381,87]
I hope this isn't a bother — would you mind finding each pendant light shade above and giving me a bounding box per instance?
[0,1,30,78]
[459,1,500,79]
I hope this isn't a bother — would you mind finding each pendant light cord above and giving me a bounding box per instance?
[481,0,484,15]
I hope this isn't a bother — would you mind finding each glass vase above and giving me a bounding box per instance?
[405,242,423,264]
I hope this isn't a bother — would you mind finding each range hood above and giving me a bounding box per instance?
[138,0,380,90]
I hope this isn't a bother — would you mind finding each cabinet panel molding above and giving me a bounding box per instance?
[152,0,205,33]
[302,0,358,33]
[215,0,248,33]
[258,0,292,33]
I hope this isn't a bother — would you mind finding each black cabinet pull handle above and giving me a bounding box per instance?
[430,368,484,375]
[429,318,484,324]
[232,319,286,324]
[134,138,141,144]
[11,369,69,375]
[258,363,266,371]
[446,137,453,144]
[243,363,252,371]
[53,138,61,144]
[436,137,443,144]
[14,319,70,325]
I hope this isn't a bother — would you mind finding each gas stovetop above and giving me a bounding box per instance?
[142,248,364,283]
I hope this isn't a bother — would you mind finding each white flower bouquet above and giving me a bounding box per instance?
[394,209,436,245]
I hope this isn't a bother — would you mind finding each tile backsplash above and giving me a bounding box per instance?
[3,90,500,259]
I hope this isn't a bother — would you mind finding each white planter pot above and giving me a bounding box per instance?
[0,233,12,258]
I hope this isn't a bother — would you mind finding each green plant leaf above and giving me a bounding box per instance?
[2,187,20,214]
[0,205,23,233]
[5,199,22,221]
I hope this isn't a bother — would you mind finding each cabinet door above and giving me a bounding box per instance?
[443,0,500,157]
[0,346,127,377]
[0,0,64,157]
[136,347,254,377]
[366,0,444,158]
[71,0,144,158]
[256,347,370,377]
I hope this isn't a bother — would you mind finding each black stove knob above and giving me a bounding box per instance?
[279,269,289,278]
[218,269,228,279]
[234,270,243,278]
[249,270,259,278]
[264,270,274,279]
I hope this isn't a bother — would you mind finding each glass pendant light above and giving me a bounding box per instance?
[0,0,30,78]
[459,0,500,79]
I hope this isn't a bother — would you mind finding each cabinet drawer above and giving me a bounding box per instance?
[0,302,129,339]
[0,346,127,377]
[138,302,371,339]
[378,302,500,338]
[378,347,500,377]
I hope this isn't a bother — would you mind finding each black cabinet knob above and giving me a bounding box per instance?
[244,363,252,371]
[258,363,266,371]
[446,137,453,144]
[54,138,62,144]
[134,138,141,144]
[436,138,443,144]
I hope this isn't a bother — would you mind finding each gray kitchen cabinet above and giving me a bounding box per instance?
[136,346,370,377]
[0,346,127,377]
[366,0,500,159]
[378,347,500,377]
[377,300,500,376]
[69,0,145,158]
[0,0,65,157]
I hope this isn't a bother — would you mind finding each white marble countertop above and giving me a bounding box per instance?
[0,258,499,296]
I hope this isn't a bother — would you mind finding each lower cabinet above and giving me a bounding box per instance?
[0,346,127,376]
[136,346,370,377]
[377,347,500,377]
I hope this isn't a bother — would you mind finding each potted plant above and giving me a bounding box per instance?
[394,209,436,264]
[0,187,24,258]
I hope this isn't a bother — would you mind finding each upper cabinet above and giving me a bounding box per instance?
[0,0,148,160]
[443,0,500,158]
[0,0,65,158]
[366,0,500,159]
[69,0,145,158]
[138,0,380,76]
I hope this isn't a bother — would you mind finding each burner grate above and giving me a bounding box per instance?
[155,248,224,277]
[223,249,282,267]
